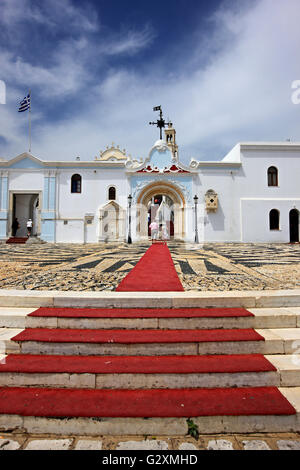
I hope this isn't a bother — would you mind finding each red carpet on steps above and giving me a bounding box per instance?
[29,307,254,318]
[116,243,184,291]
[12,328,265,344]
[0,354,276,374]
[0,386,295,417]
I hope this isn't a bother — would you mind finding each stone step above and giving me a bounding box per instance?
[0,328,24,354]
[266,355,300,386]
[1,354,299,390]
[11,327,270,356]
[0,308,36,328]
[24,307,300,330]
[5,327,300,356]
[1,300,300,436]
[1,289,300,309]
[0,387,299,435]
[0,353,280,389]
[1,306,300,332]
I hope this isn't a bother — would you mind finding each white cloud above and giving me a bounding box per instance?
[104,25,156,56]
[1,0,300,163]
[0,0,99,32]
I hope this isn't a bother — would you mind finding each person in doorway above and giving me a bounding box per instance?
[26,218,33,237]
[149,220,159,241]
[12,218,20,237]
[162,224,169,241]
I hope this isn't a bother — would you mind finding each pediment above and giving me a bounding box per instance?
[99,200,124,211]
[7,153,44,169]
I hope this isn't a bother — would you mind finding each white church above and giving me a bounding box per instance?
[0,120,299,244]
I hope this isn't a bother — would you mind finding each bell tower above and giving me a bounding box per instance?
[165,123,178,160]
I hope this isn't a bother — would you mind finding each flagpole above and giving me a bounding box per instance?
[28,89,31,153]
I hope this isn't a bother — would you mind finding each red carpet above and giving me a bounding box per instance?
[116,244,184,291]
[6,237,28,244]
[0,354,276,374]
[0,386,295,417]
[12,328,264,344]
[29,307,254,318]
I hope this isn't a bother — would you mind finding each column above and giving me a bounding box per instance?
[0,172,8,239]
[41,171,56,242]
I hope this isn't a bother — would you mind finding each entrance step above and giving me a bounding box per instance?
[0,328,24,354]
[1,306,300,330]
[26,237,45,244]
[1,299,300,435]
[0,385,296,417]
[11,327,268,356]
[25,307,300,330]
[1,289,300,309]
[0,353,280,389]
[0,308,37,328]
[266,355,300,387]
[0,388,299,435]
[0,386,298,435]
[10,327,300,356]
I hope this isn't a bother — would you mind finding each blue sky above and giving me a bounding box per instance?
[0,0,300,163]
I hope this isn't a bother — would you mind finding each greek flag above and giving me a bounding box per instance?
[18,93,31,112]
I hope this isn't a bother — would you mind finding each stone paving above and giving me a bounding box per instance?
[1,432,300,450]
[0,241,299,292]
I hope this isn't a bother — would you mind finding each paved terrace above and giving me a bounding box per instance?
[0,241,299,292]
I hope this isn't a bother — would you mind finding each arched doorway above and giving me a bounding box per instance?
[147,194,174,238]
[136,182,185,240]
[289,209,299,243]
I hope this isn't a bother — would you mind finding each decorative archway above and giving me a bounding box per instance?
[136,181,186,240]
[98,201,125,241]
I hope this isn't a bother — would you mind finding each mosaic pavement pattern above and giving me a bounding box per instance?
[0,240,300,291]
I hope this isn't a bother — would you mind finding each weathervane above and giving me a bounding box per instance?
[149,106,172,140]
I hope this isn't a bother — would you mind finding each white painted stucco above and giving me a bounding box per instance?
[0,140,299,244]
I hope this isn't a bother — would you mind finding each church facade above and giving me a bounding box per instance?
[0,125,299,244]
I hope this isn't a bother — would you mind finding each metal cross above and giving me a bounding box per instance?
[149,106,172,140]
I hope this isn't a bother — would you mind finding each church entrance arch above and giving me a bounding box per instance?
[136,182,185,240]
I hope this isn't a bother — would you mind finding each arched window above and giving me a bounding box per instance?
[269,209,280,230]
[108,186,116,200]
[71,174,82,193]
[268,166,278,187]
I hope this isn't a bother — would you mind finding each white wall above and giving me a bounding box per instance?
[195,168,242,242]
[240,149,300,198]
[239,148,300,242]
[240,199,300,242]
[56,219,84,243]
[194,147,300,243]
[56,168,129,243]
[8,171,44,191]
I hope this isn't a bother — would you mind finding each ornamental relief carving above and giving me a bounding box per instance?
[132,178,192,205]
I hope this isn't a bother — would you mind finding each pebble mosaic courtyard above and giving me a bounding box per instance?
[0,240,299,292]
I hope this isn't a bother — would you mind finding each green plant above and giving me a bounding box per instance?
[187,418,199,440]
